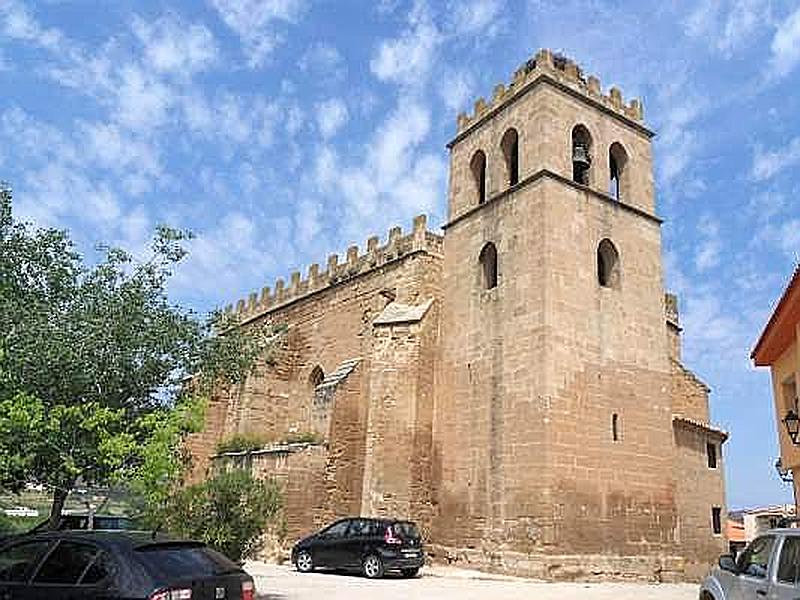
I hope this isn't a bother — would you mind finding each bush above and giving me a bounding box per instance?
[283,431,322,444]
[215,433,267,454]
[160,470,282,562]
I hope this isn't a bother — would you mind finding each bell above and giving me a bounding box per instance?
[572,144,591,168]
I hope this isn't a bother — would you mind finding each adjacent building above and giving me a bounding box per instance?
[188,49,728,581]
[752,265,800,511]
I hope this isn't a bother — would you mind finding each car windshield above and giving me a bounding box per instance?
[134,543,242,578]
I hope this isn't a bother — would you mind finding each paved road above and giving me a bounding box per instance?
[246,562,699,600]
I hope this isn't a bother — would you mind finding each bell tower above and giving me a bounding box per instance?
[433,49,677,564]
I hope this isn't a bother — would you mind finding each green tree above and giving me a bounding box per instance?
[160,470,283,562]
[0,183,280,527]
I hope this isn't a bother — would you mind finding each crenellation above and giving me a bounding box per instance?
[227,215,442,318]
[455,48,645,134]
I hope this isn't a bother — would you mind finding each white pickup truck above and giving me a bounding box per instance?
[701,529,800,600]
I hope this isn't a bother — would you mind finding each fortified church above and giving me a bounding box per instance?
[189,50,728,580]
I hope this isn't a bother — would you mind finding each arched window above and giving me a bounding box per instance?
[309,365,325,389]
[501,128,519,186]
[571,125,592,185]
[471,150,487,205]
[612,413,620,441]
[597,239,620,289]
[479,242,498,290]
[609,142,628,201]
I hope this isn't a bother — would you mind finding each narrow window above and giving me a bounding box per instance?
[612,413,620,442]
[501,128,519,186]
[782,375,798,412]
[479,242,498,290]
[471,150,487,205]
[309,365,325,389]
[572,125,592,185]
[712,507,722,535]
[609,142,628,201]
[597,239,620,289]
[707,442,718,469]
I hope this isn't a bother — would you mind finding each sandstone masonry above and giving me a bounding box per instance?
[187,49,728,582]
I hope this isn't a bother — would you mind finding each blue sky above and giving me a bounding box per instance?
[2,0,799,510]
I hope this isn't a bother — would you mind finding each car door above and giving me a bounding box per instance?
[0,539,53,600]
[26,540,114,600]
[771,535,800,600]
[735,535,776,600]
[339,519,370,569]
[314,520,351,569]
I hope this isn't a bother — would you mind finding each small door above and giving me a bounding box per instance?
[735,536,776,600]
[314,520,351,568]
[771,536,800,600]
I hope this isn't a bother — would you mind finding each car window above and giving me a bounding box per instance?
[33,541,100,584]
[322,520,350,538]
[135,543,240,578]
[737,536,775,579]
[778,537,800,586]
[347,519,372,537]
[0,540,51,582]
[394,522,420,540]
[80,551,113,585]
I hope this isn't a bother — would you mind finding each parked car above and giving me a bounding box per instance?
[0,530,256,600]
[291,517,424,579]
[29,513,138,532]
[701,528,800,600]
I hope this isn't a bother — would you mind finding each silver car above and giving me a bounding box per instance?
[701,529,800,600]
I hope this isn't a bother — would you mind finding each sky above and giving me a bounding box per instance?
[1,0,800,510]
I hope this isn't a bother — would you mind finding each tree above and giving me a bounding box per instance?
[0,184,280,527]
[160,470,283,562]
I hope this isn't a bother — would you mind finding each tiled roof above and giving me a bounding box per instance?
[752,264,800,365]
[672,415,729,441]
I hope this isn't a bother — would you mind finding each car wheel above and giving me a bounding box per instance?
[362,554,384,579]
[295,550,314,573]
[401,567,419,578]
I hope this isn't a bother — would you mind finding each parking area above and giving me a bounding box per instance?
[247,562,699,600]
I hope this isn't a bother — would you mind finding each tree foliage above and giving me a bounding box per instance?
[160,470,282,562]
[0,184,281,526]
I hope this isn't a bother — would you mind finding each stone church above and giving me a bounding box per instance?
[188,49,728,581]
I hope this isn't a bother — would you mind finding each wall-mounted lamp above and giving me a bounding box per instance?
[783,410,800,445]
[776,458,794,483]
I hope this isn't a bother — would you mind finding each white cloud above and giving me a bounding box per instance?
[315,98,348,139]
[694,215,722,272]
[439,69,474,112]
[684,0,768,56]
[298,43,346,84]
[132,14,218,76]
[0,0,65,52]
[370,3,440,87]
[769,6,800,80]
[447,0,505,38]
[752,137,800,181]
[209,0,306,68]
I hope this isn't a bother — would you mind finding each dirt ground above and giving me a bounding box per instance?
[246,562,700,600]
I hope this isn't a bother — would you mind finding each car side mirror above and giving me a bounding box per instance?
[719,555,738,573]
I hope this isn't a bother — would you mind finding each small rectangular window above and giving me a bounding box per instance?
[707,442,718,469]
[712,507,722,535]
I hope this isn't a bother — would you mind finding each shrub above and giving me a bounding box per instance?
[283,431,322,444]
[215,433,267,454]
[160,470,282,562]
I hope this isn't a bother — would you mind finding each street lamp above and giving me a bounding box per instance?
[783,410,800,445]
[776,458,794,483]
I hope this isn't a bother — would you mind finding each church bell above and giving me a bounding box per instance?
[572,143,591,169]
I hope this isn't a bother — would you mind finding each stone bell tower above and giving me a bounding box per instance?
[432,49,680,571]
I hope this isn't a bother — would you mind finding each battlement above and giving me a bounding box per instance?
[224,215,442,321]
[456,49,644,134]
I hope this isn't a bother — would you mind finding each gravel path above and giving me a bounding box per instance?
[245,561,699,600]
